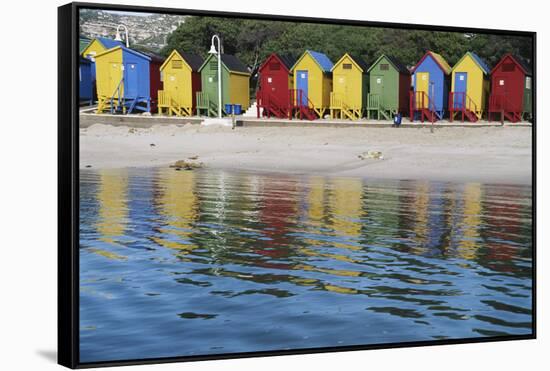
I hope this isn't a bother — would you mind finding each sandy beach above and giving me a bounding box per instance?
[80,122,532,184]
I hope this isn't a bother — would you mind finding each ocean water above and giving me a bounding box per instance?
[79,168,533,363]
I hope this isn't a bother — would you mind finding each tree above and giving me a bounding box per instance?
[162,15,533,72]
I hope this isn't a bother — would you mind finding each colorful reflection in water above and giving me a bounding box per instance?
[79,168,533,363]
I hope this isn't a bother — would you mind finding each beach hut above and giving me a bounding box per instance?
[94,45,152,114]
[80,37,125,103]
[488,54,532,123]
[79,57,93,105]
[196,54,250,117]
[256,53,296,119]
[449,52,491,122]
[158,49,203,116]
[329,53,369,120]
[410,51,451,122]
[291,50,334,119]
[366,54,410,120]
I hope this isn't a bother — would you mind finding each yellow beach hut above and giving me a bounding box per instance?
[449,52,491,122]
[158,50,203,116]
[291,50,334,119]
[330,53,369,120]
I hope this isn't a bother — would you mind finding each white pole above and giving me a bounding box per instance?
[116,25,130,48]
[212,35,222,118]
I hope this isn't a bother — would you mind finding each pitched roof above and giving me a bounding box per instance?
[96,37,124,49]
[95,45,152,61]
[138,49,165,63]
[178,51,204,71]
[348,54,370,72]
[199,54,250,74]
[386,55,411,74]
[221,54,249,73]
[413,51,451,75]
[490,53,532,76]
[331,53,369,73]
[367,54,410,74]
[292,50,333,72]
[278,54,297,70]
[259,53,295,72]
[452,52,490,74]
[469,52,491,74]
[160,50,203,71]
[512,54,532,75]
[307,50,334,72]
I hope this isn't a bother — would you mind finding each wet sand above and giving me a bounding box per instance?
[79,123,532,184]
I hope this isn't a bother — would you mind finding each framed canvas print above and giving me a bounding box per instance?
[58,2,536,368]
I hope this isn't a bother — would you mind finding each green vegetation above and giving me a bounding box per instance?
[162,16,532,71]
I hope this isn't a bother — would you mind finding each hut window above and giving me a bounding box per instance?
[210,62,218,71]
[270,63,281,70]
[343,63,352,70]
[380,64,389,71]
[526,77,531,89]
[502,63,515,72]
[172,60,183,69]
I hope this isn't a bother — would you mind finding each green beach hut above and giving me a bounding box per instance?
[196,54,250,116]
[366,55,411,120]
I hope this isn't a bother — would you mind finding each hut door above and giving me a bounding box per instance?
[493,76,507,109]
[125,63,138,98]
[416,72,429,109]
[373,75,384,106]
[109,63,122,97]
[335,74,346,101]
[167,73,180,102]
[454,72,467,109]
[266,75,275,93]
[297,70,308,105]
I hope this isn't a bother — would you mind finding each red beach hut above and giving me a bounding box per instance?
[256,53,296,119]
[488,54,532,123]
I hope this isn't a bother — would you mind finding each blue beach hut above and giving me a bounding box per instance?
[94,45,152,114]
[410,51,451,122]
[79,57,93,105]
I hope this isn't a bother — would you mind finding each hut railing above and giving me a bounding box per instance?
[97,76,124,113]
[290,89,315,109]
[158,90,184,115]
[111,76,125,113]
[330,92,343,109]
[256,90,289,118]
[411,91,436,112]
[449,92,477,113]
[409,91,437,123]
[158,90,169,107]
[196,91,219,116]
[367,94,381,109]
[289,89,317,120]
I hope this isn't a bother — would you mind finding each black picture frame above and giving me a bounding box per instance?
[58,2,536,368]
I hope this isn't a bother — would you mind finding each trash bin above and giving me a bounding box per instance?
[224,104,233,115]
[393,112,402,126]
[233,104,242,115]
